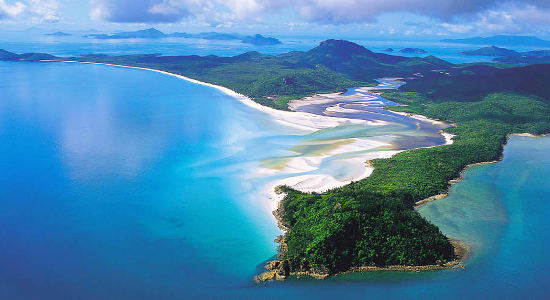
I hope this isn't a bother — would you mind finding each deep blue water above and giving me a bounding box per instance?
[1,60,550,299]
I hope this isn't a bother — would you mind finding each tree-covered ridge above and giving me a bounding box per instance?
[400,64,550,103]
[280,187,454,272]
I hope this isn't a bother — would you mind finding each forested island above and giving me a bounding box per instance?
[461,45,519,57]
[83,27,282,45]
[2,40,549,280]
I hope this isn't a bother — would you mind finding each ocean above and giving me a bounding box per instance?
[1,39,550,298]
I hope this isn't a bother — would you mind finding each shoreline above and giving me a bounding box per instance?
[414,132,550,209]
[42,60,382,133]
[45,59,416,207]
[42,59,469,281]
[48,58,456,205]
[345,239,470,274]
[256,196,471,282]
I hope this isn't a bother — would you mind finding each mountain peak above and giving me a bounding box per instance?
[0,49,18,59]
[315,39,372,56]
[461,45,519,57]
[142,28,163,33]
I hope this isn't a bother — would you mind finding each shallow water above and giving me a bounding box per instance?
[1,60,550,299]
[290,78,449,150]
[0,61,438,298]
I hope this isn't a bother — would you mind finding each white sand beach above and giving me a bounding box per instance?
[263,149,400,212]
[46,60,385,133]
[391,110,450,126]
[288,89,380,111]
[46,59,454,219]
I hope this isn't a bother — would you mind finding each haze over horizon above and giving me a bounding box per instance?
[1,0,550,39]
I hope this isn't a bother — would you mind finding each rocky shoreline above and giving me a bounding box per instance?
[255,186,471,282]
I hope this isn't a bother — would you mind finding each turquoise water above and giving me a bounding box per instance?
[1,61,550,298]
[0,61,304,298]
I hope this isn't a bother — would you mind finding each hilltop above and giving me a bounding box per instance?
[461,45,519,57]
[44,31,72,37]
[0,49,57,61]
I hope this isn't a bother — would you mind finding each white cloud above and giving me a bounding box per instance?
[85,0,550,36]
[441,23,475,34]
[27,0,60,22]
[0,0,59,22]
[90,0,199,23]
[0,0,27,19]
[88,0,550,25]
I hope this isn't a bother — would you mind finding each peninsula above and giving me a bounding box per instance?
[2,40,549,280]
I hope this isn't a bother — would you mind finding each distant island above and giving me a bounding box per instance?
[442,35,550,47]
[2,40,549,281]
[0,49,56,61]
[241,34,282,46]
[84,28,167,39]
[494,50,550,64]
[456,46,550,64]
[461,45,519,57]
[84,28,282,45]
[399,48,427,54]
[44,31,72,37]
[383,48,394,52]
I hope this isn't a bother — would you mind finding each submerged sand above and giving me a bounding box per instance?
[45,59,453,223]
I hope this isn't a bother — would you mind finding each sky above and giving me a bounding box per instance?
[1,0,550,39]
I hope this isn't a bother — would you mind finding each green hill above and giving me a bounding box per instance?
[461,46,519,57]
[400,64,550,102]
[47,39,455,110]
[0,50,57,61]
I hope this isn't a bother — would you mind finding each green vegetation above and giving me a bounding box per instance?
[461,45,519,57]
[278,91,550,276]
[4,40,550,278]
[57,43,550,276]
[69,51,368,110]
[52,39,451,110]
[280,187,453,271]
[400,64,550,103]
